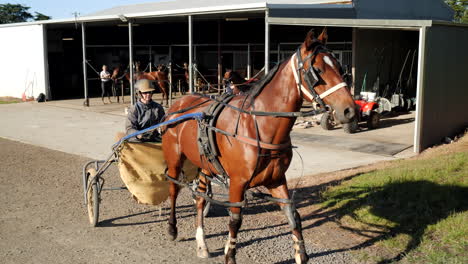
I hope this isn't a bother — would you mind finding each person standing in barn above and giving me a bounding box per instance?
[100,65,113,104]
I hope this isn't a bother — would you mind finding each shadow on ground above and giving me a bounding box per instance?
[291,179,468,263]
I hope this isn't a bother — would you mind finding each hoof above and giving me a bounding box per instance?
[167,225,178,241]
[225,256,236,264]
[197,247,211,258]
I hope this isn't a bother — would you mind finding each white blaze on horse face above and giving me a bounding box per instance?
[323,56,335,69]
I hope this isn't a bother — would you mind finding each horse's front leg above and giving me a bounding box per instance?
[167,167,181,240]
[224,183,245,264]
[195,171,211,258]
[269,183,309,264]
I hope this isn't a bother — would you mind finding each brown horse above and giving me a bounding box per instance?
[162,29,356,264]
[125,67,170,106]
[223,69,257,94]
[111,67,122,102]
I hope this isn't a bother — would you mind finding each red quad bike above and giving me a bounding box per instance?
[320,99,381,133]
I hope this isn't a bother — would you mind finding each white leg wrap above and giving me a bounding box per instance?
[224,234,237,255]
[196,227,210,258]
[292,234,305,264]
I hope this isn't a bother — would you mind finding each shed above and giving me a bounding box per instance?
[0,0,466,153]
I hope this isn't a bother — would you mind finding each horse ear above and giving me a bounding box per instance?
[304,29,316,50]
[317,27,328,45]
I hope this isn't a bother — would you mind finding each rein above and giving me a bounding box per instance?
[179,93,326,118]
[164,43,349,208]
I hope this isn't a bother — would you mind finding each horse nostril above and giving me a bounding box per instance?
[344,107,356,120]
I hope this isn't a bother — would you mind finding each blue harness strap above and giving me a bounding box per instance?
[113,112,205,149]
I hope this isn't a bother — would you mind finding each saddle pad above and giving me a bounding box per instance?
[118,142,198,205]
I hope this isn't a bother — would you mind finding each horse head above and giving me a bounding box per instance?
[223,69,251,94]
[111,67,120,79]
[156,64,168,72]
[297,28,356,124]
[223,69,244,85]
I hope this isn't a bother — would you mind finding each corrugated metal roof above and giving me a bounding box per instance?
[81,0,352,19]
[0,0,351,28]
[0,0,455,28]
[85,0,348,17]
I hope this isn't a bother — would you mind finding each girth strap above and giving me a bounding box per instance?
[197,93,235,178]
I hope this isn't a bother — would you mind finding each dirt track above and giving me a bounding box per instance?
[0,137,363,264]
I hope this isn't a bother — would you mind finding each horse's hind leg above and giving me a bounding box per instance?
[194,170,211,258]
[167,165,181,241]
[269,183,309,264]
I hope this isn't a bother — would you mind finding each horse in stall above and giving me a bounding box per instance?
[223,69,257,95]
[111,67,123,103]
[125,64,170,106]
[161,28,356,264]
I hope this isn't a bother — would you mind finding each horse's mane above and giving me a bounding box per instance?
[244,61,283,99]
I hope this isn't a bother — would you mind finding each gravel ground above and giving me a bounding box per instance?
[0,137,359,264]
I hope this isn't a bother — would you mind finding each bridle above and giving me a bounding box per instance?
[291,46,348,108]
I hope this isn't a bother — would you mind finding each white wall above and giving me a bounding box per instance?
[0,24,47,99]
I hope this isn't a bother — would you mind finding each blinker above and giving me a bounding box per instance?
[305,66,319,88]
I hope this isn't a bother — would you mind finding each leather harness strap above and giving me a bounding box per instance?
[290,51,347,103]
[187,46,347,207]
[234,135,291,150]
[207,125,292,151]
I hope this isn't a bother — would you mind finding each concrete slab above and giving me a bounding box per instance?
[0,101,125,160]
[0,98,416,180]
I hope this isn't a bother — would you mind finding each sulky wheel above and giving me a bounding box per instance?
[343,118,359,134]
[203,201,211,217]
[86,168,100,227]
[203,181,213,217]
[367,112,381,130]
[320,112,335,130]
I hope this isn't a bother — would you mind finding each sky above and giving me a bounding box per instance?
[1,0,161,20]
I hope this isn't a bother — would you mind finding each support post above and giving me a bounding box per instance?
[129,20,135,105]
[414,26,427,153]
[264,9,270,74]
[188,15,193,93]
[81,22,89,106]
[217,20,222,93]
[247,43,251,80]
[194,45,198,92]
[277,43,281,63]
[149,45,152,72]
[351,28,357,95]
[169,45,173,104]
[42,24,51,101]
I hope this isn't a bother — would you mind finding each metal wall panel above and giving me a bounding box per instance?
[0,24,47,99]
[419,25,468,150]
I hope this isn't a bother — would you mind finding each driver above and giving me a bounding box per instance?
[125,79,165,142]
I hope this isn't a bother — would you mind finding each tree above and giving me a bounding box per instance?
[0,3,51,24]
[34,12,51,21]
[445,0,468,23]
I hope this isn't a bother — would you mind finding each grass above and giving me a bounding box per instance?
[319,151,468,263]
[0,97,21,104]
[0,100,21,104]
